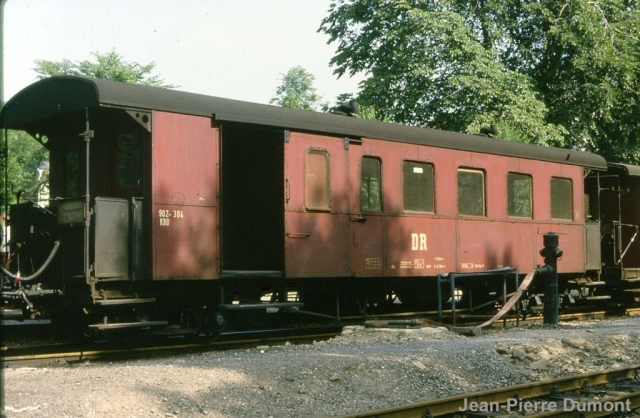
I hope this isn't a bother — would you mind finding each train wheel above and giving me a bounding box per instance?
[180,309,203,331]
[395,286,440,312]
[49,303,89,340]
[299,290,380,317]
[179,308,223,340]
[298,292,336,316]
[220,308,268,332]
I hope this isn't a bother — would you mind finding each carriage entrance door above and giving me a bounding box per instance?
[220,124,284,272]
[283,132,350,278]
[347,139,385,277]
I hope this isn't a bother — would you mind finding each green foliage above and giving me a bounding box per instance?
[270,66,323,110]
[34,49,177,88]
[0,130,49,208]
[534,1,640,162]
[320,0,640,162]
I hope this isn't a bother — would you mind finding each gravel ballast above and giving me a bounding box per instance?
[3,316,640,417]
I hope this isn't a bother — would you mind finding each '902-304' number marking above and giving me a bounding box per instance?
[158,209,184,226]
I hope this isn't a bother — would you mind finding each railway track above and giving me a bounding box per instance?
[335,365,640,418]
[0,324,343,368]
[3,305,639,368]
[3,312,638,417]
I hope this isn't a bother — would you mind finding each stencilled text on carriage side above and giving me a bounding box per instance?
[411,233,427,251]
[158,209,185,226]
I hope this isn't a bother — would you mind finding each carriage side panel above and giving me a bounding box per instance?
[151,111,219,280]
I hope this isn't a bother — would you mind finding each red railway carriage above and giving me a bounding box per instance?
[285,134,590,277]
[0,76,612,330]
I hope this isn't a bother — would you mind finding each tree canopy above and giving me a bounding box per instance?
[34,49,177,88]
[320,0,640,163]
[270,66,323,110]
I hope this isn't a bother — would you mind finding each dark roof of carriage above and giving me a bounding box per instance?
[608,163,640,177]
[1,76,607,170]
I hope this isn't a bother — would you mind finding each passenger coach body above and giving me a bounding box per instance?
[2,76,627,331]
[284,132,589,279]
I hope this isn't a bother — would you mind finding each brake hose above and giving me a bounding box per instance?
[0,241,61,282]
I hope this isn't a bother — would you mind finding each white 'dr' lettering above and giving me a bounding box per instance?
[411,233,427,251]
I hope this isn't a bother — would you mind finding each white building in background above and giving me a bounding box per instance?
[0,212,8,261]
[37,160,49,203]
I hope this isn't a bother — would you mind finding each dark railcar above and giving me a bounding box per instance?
[585,163,640,304]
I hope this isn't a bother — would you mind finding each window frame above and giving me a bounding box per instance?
[507,172,533,219]
[304,148,331,211]
[115,132,143,190]
[360,156,383,212]
[63,142,81,198]
[402,160,435,213]
[550,177,573,220]
[457,167,486,217]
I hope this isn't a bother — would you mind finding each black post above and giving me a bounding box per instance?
[539,232,563,325]
[0,0,7,104]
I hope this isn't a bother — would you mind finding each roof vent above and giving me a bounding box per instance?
[329,100,359,117]
[479,125,498,138]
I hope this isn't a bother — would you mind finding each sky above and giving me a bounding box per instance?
[3,0,364,105]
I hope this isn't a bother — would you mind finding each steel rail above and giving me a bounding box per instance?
[333,365,640,418]
[1,330,342,367]
[5,307,640,365]
[529,390,640,417]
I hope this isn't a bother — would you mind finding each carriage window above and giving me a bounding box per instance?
[117,133,142,188]
[64,142,81,197]
[361,157,382,211]
[305,150,330,209]
[551,177,573,219]
[585,189,599,222]
[508,173,532,218]
[403,161,434,212]
[458,168,485,216]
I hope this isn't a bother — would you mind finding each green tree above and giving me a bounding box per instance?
[1,129,49,208]
[34,49,177,88]
[270,66,323,110]
[320,0,640,162]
